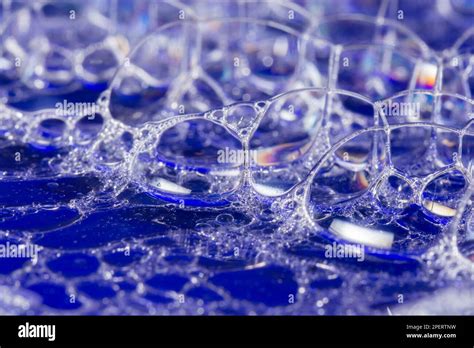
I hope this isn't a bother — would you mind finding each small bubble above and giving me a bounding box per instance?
[216,214,234,225]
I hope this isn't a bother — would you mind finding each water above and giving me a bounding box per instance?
[0,0,473,315]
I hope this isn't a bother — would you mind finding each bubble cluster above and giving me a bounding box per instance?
[0,0,473,315]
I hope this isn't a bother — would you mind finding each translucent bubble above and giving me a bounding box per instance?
[108,18,322,126]
[0,1,122,105]
[422,170,467,218]
[79,46,120,84]
[249,89,326,197]
[308,129,388,209]
[453,185,474,267]
[74,114,105,144]
[37,118,67,141]
[384,0,474,51]
[133,118,243,204]
[461,121,474,171]
[311,15,437,99]
[305,123,469,259]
